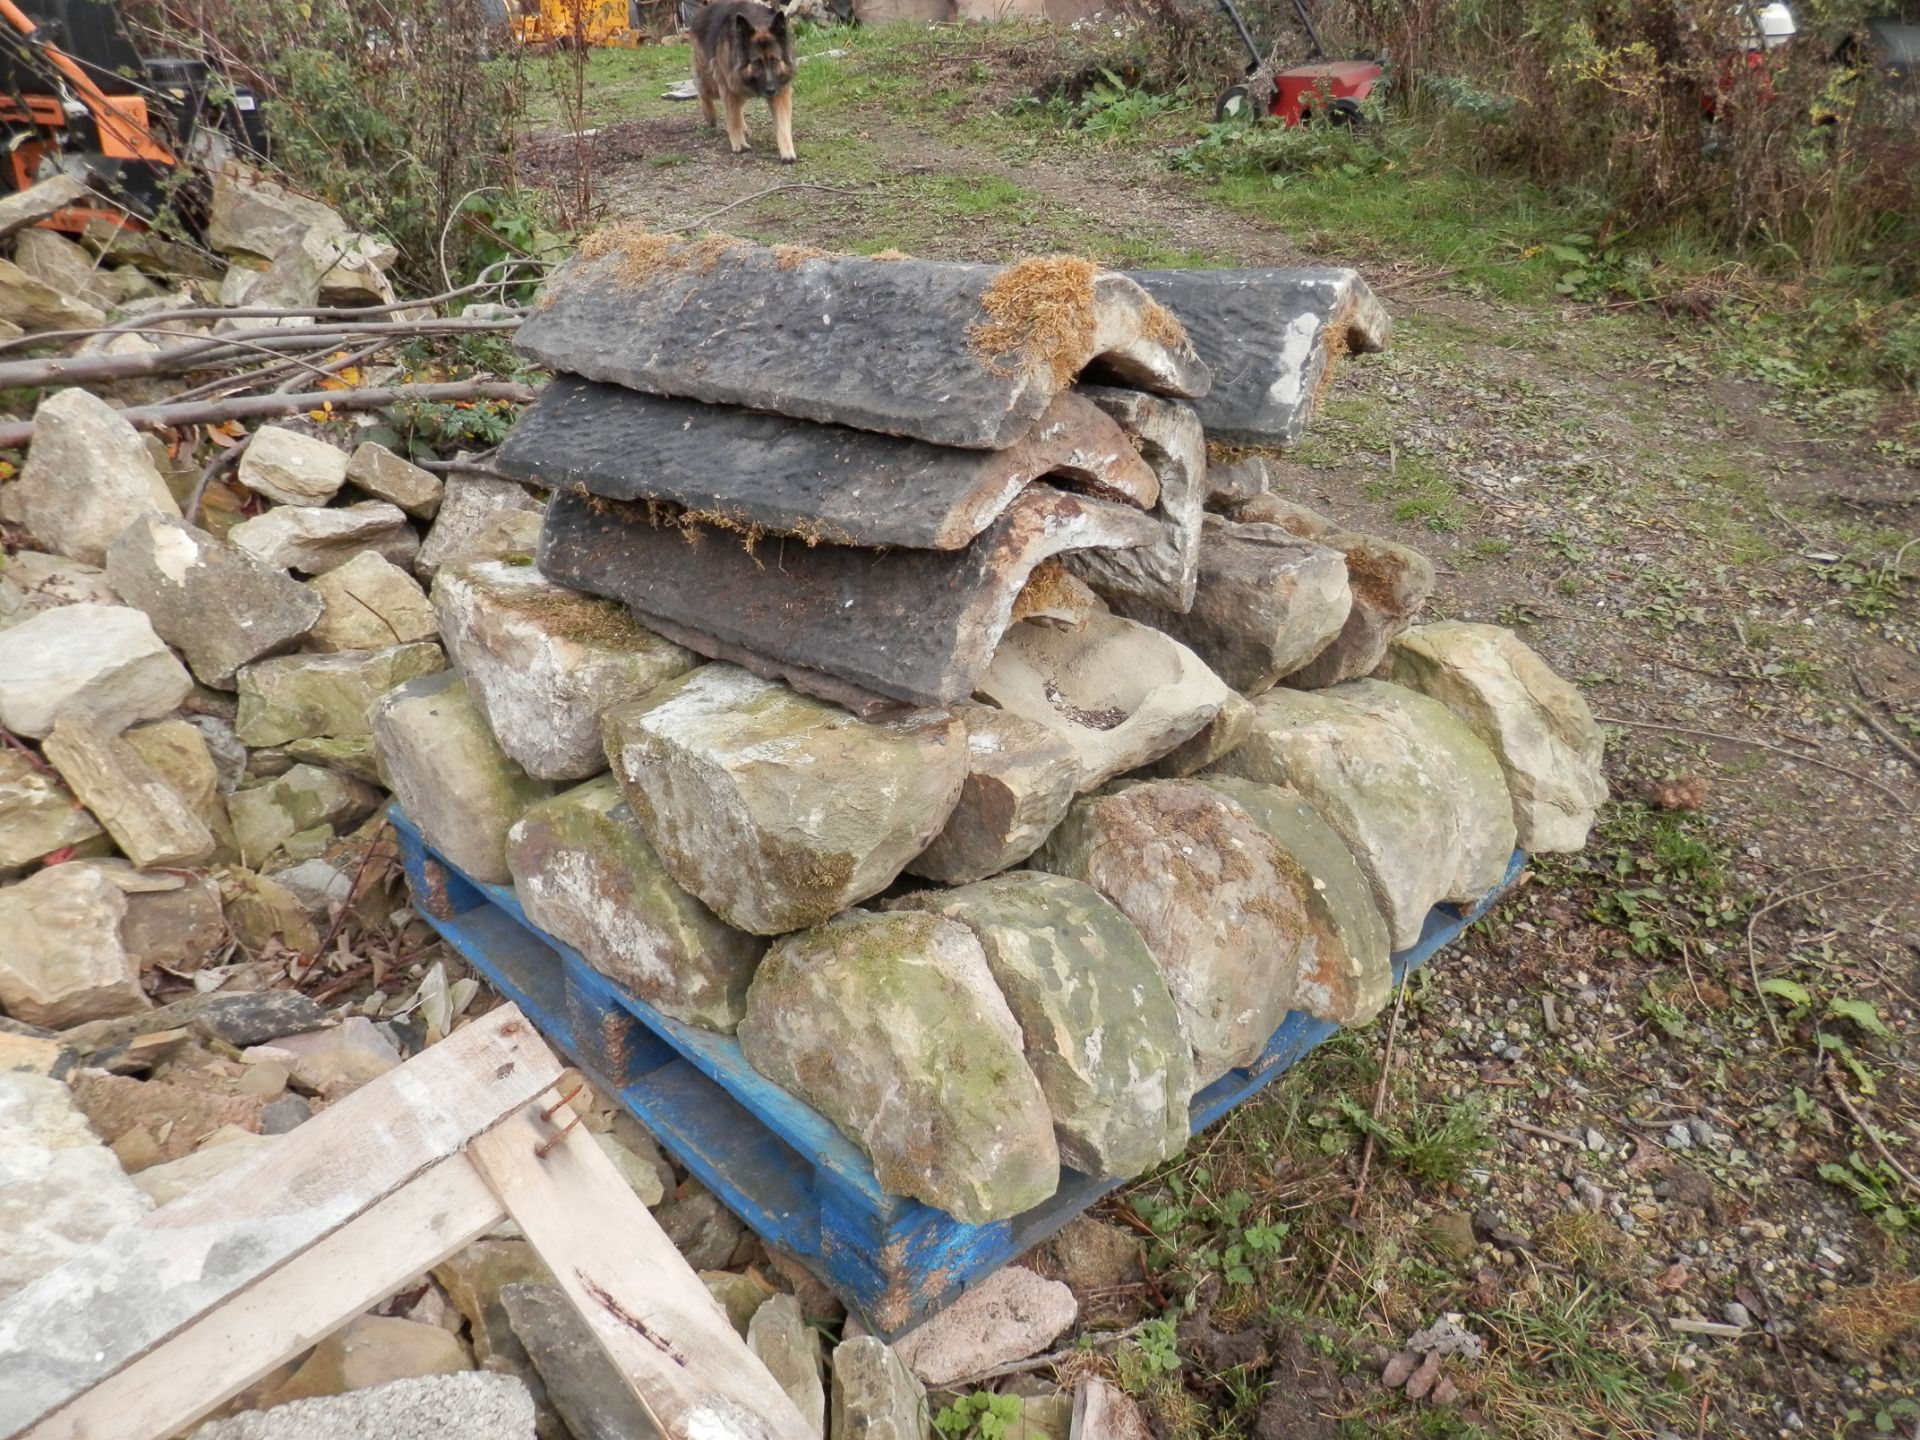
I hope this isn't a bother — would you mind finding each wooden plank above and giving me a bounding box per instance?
[0,1004,562,1437]
[468,1100,815,1440]
[22,1159,506,1440]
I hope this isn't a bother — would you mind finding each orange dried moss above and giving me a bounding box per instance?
[967,255,1101,390]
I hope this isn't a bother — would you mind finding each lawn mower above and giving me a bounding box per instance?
[0,0,268,235]
[1212,0,1385,126]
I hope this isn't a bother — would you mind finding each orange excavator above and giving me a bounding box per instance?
[0,0,267,234]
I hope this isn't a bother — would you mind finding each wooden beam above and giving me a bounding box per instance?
[21,1158,506,1440]
[467,1098,815,1440]
[0,1005,562,1437]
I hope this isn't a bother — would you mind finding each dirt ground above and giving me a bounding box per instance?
[520,32,1920,1438]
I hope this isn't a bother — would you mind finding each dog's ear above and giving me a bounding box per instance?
[769,8,788,34]
[733,10,754,40]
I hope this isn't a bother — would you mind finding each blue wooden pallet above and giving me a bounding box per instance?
[392,806,1523,1336]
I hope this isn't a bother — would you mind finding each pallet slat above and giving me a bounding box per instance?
[392,806,1522,1333]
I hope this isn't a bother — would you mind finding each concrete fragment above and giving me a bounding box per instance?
[237,426,350,506]
[518,236,1208,449]
[500,377,1159,549]
[1061,386,1208,612]
[191,1373,535,1440]
[893,1267,1077,1388]
[1384,621,1607,852]
[739,908,1059,1224]
[1035,780,1316,1084]
[499,1283,659,1440]
[1205,681,1518,947]
[416,474,543,579]
[508,777,764,1030]
[905,704,1081,885]
[603,665,965,934]
[891,872,1193,1177]
[229,500,420,575]
[0,1073,151,1300]
[0,863,147,1027]
[1196,776,1392,1026]
[305,551,437,652]
[347,441,443,518]
[744,1294,826,1438]
[227,763,381,869]
[976,614,1232,793]
[434,559,698,781]
[1104,516,1350,694]
[234,643,447,746]
[0,256,104,331]
[7,388,181,565]
[206,167,350,261]
[0,603,192,738]
[372,671,556,884]
[261,1314,472,1407]
[106,515,323,688]
[132,1131,276,1206]
[43,717,216,868]
[540,485,1159,713]
[831,1336,931,1440]
[0,749,104,871]
[1127,267,1391,445]
[0,551,121,630]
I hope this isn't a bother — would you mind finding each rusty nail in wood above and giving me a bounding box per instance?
[535,1112,582,1159]
[540,1085,584,1123]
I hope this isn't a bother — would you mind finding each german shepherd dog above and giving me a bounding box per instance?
[690,0,796,163]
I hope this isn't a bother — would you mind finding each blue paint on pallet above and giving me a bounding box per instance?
[391,805,1523,1336]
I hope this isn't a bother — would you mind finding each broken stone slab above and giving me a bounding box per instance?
[975,613,1233,793]
[205,166,350,261]
[739,908,1059,1223]
[188,990,328,1048]
[106,515,323,688]
[1060,386,1206,612]
[0,862,148,1028]
[433,558,699,781]
[890,872,1192,1177]
[237,237,324,311]
[0,552,121,631]
[191,1373,536,1440]
[372,670,557,885]
[1139,688,1253,779]
[347,441,443,518]
[506,776,765,1031]
[748,1293,827,1439]
[0,174,88,241]
[602,665,965,935]
[259,1313,472,1407]
[518,234,1209,450]
[893,1266,1078,1388]
[1233,498,1436,689]
[434,1238,557,1397]
[0,603,192,739]
[1384,622,1608,853]
[123,714,234,847]
[831,1336,930,1440]
[113,868,225,974]
[500,376,1160,550]
[904,704,1081,886]
[657,1182,749,1269]
[132,1131,277,1206]
[1035,780,1315,1085]
[251,1016,402,1097]
[417,474,544,579]
[499,1282,661,1440]
[1194,776,1392,1026]
[543,486,1159,714]
[1204,680,1518,948]
[228,500,420,575]
[236,426,350,506]
[0,256,105,332]
[1126,267,1391,446]
[283,734,382,785]
[0,1072,151,1301]
[1204,454,1270,510]
[308,230,399,308]
[13,229,108,308]
[1103,515,1351,694]
[227,763,382,870]
[0,749,104,872]
[43,716,217,868]
[7,387,182,566]
[70,1069,263,1171]
[234,642,448,747]
[305,551,438,652]
[220,866,320,954]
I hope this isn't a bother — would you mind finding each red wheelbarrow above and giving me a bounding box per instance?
[1213,0,1385,125]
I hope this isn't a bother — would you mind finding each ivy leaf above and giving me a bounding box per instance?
[1827,997,1892,1038]
[1759,978,1812,1007]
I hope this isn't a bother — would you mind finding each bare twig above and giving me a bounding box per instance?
[0,381,538,449]
[940,1319,1155,1388]
[668,183,873,232]
[1595,713,1908,809]
[1823,1060,1920,1200]
[1508,1119,1587,1148]
[1744,873,1886,1043]
[186,435,250,527]
[1846,699,1920,776]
